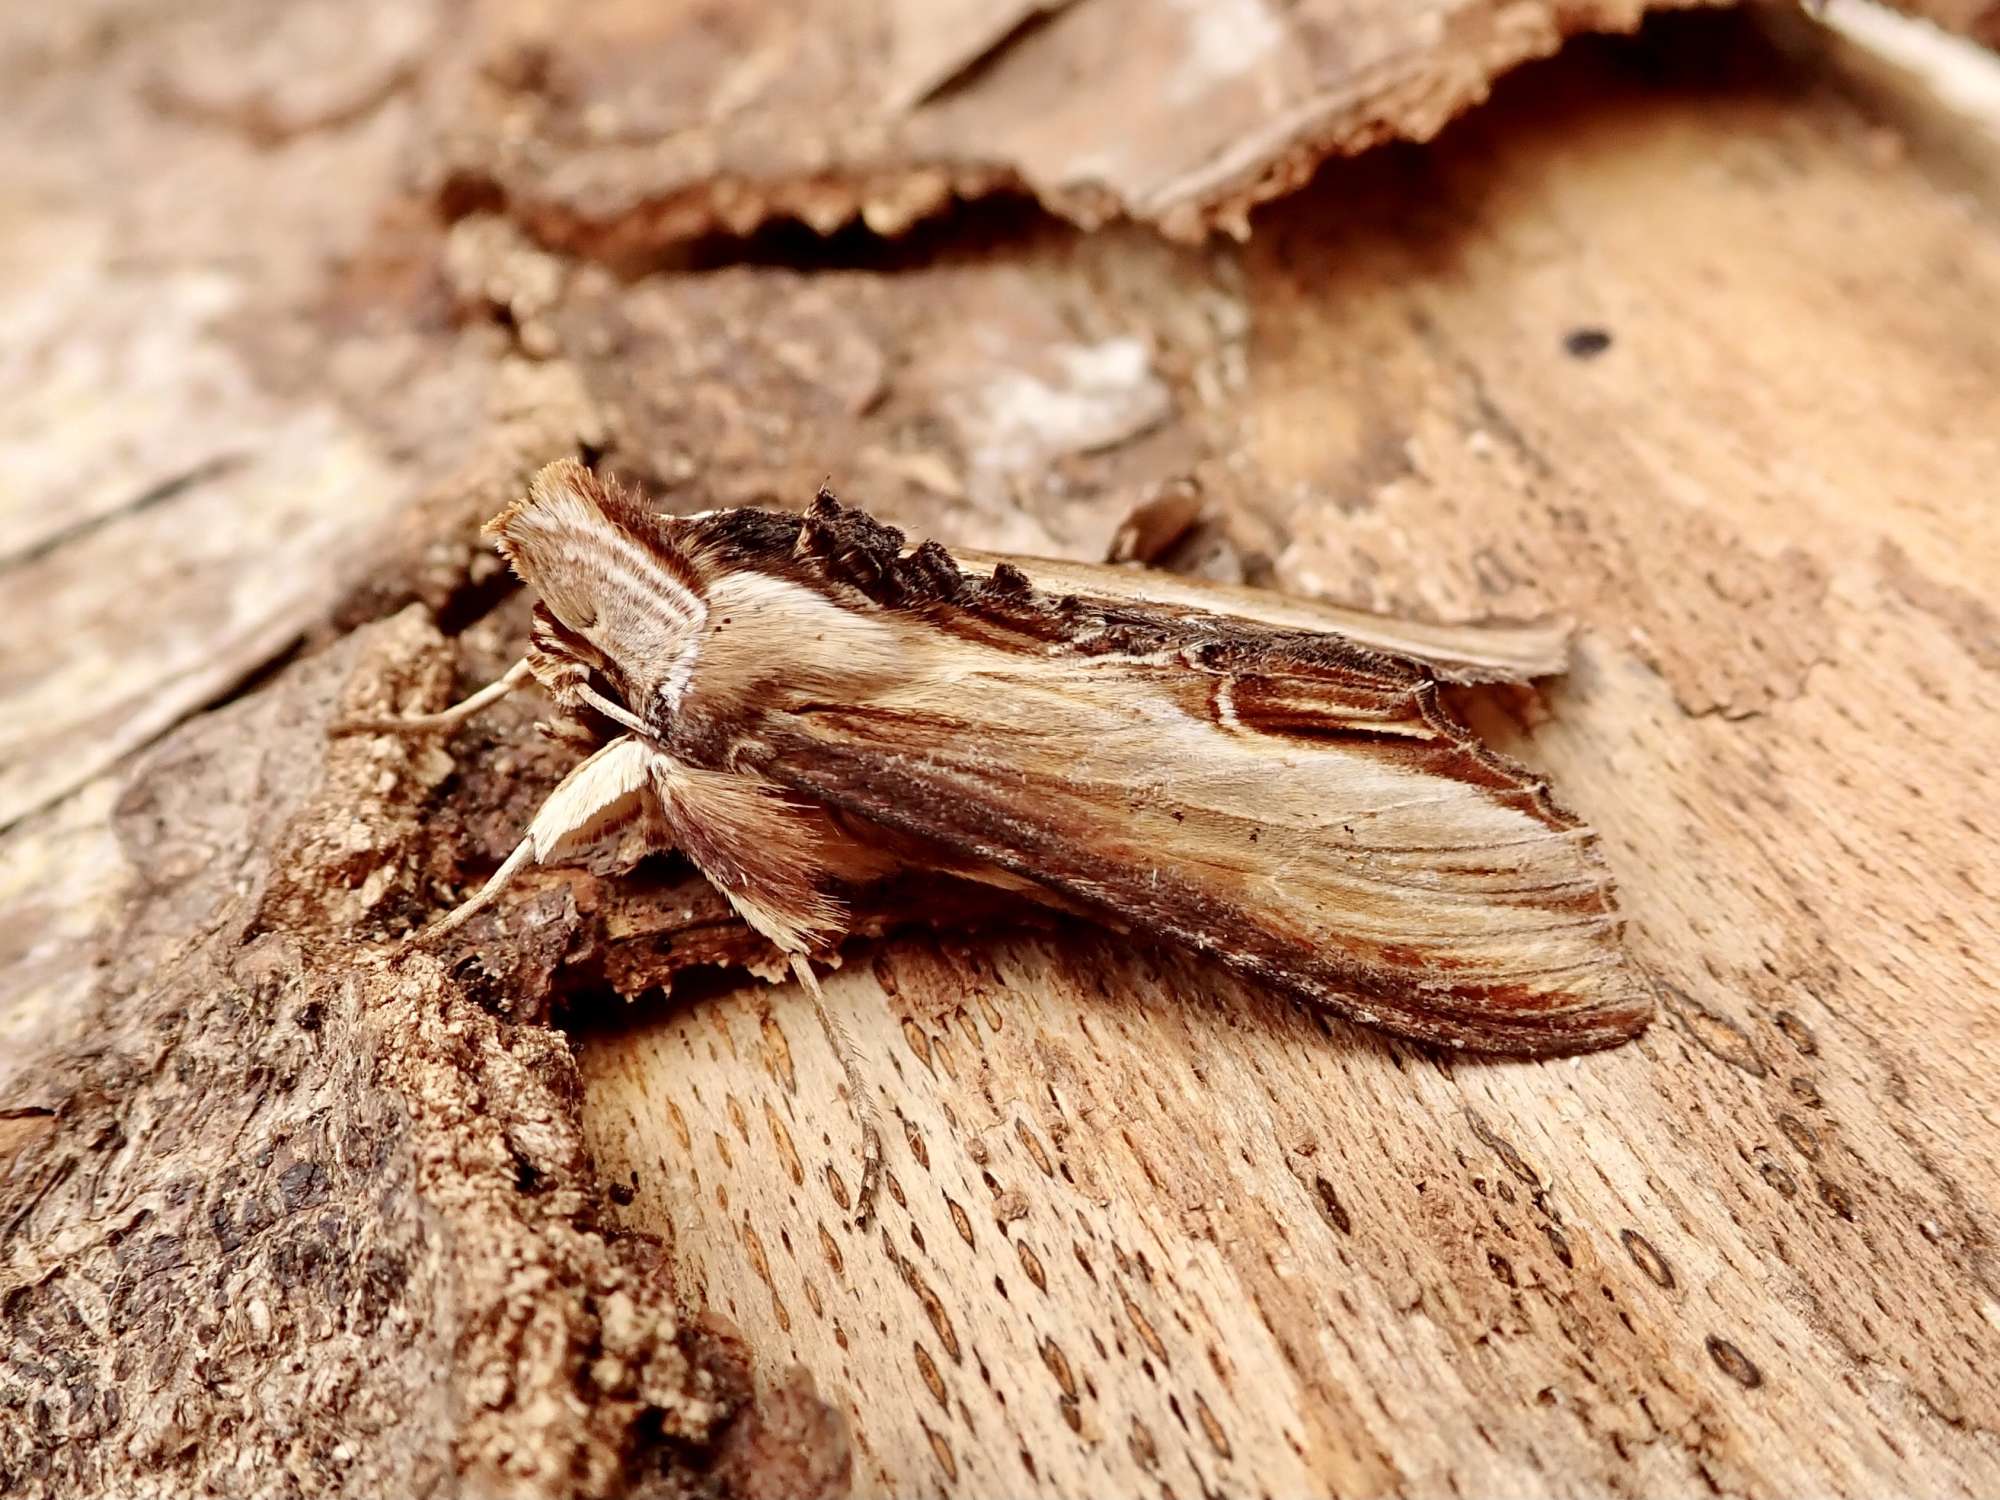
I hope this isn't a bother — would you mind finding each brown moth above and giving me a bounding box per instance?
[351,459,1650,1218]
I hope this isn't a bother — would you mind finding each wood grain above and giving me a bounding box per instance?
[576,15,2000,1496]
[5,5,1999,1497]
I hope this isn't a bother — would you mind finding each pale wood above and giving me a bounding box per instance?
[576,15,2000,1497]
[5,6,2000,1499]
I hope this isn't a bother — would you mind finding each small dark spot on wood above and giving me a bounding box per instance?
[1706,1335,1763,1388]
[1773,1009,1819,1055]
[1759,1157,1799,1197]
[1620,1229,1676,1289]
[1542,1223,1574,1268]
[1776,1112,1821,1160]
[922,1423,958,1481]
[1129,1416,1159,1469]
[913,1341,948,1408]
[1564,327,1613,359]
[1487,1251,1517,1287]
[1124,1291,1170,1365]
[1466,1112,1540,1186]
[1817,1178,1857,1220]
[609,1181,635,1205]
[1661,984,1767,1077]
[1311,1176,1352,1235]
[1015,1118,1055,1177]
[1017,1239,1048,1293]
[1195,1393,1232,1459]
[1041,1337,1078,1400]
[1788,1075,1822,1107]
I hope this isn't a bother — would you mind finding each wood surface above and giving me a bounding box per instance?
[3,4,1999,1498]
[577,18,2000,1497]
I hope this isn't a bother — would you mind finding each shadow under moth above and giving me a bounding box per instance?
[351,459,1651,1218]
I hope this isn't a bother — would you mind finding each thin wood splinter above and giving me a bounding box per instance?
[345,460,1652,1220]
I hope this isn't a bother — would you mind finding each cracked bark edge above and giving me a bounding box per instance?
[422,0,1734,261]
[0,614,849,1500]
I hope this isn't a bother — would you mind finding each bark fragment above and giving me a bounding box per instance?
[0,620,821,1498]
[420,0,1730,255]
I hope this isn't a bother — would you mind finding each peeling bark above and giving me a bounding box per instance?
[1,623,774,1497]
[419,0,1731,255]
[6,6,2000,1499]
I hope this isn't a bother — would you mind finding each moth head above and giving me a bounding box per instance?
[488,460,709,732]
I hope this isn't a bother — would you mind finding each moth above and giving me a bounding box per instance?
[351,460,1650,1218]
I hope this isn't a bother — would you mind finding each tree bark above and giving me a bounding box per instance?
[5,5,2000,1499]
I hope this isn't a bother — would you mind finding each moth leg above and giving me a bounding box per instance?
[394,734,657,958]
[397,837,537,955]
[337,657,533,734]
[790,953,881,1228]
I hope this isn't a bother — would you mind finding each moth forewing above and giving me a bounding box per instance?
[660,482,1649,1055]
[731,643,1645,1054]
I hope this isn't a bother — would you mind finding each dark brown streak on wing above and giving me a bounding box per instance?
[680,494,1206,655]
[955,548,1574,684]
[1189,655,1595,850]
[749,722,1641,1054]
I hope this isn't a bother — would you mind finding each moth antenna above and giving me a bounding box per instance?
[336,658,533,735]
[390,836,536,961]
[791,953,881,1228]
